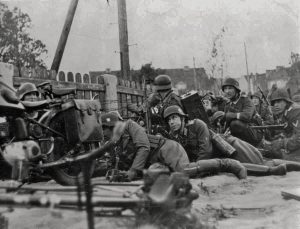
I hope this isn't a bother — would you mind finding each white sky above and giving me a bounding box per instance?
[3,0,300,77]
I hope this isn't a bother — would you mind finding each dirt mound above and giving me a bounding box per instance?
[190,172,300,228]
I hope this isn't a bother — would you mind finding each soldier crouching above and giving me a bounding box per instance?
[221,78,263,146]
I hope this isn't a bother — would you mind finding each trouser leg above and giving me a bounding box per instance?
[184,158,247,179]
[267,159,300,172]
[242,163,287,176]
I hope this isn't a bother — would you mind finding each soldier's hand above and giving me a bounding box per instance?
[125,169,137,182]
[271,139,284,151]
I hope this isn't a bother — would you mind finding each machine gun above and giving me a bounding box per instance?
[249,124,286,130]
[0,169,199,229]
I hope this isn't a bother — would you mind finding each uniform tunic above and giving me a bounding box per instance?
[224,95,263,146]
[280,105,300,161]
[117,120,150,172]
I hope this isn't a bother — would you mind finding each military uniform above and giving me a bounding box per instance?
[115,119,151,172]
[170,119,213,161]
[102,112,247,180]
[270,105,300,161]
[224,95,263,146]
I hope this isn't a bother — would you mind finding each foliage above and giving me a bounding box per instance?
[288,52,300,76]
[0,2,48,68]
[205,27,227,79]
[132,63,166,84]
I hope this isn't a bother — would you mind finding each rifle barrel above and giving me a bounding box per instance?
[250,124,285,130]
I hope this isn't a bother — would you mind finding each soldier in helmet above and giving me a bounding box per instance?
[221,78,263,146]
[152,74,183,117]
[101,112,150,181]
[17,82,39,102]
[164,105,300,175]
[102,112,248,180]
[263,89,300,162]
[127,74,182,134]
[211,111,226,133]
[163,105,213,161]
[16,82,47,120]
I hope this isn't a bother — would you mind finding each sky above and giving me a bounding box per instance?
[2,0,300,77]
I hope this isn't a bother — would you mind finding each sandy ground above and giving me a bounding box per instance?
[0,173,299,229]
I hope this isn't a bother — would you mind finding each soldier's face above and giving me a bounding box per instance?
[252,97,260,106]
[273,100,287,115]
[223,86,237,100]
[23,92,38,102]
[102,126,113,142]
[168,114,182,132]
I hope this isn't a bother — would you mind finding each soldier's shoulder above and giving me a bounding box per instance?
[285,105,300,120]
[187,119,207,127]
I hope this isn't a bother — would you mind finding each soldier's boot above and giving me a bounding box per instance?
[272,159,300,172]
[184,159,247,179]
[243,163,287,176]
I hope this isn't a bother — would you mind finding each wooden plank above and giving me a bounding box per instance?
[83,73,90,84]
[282,188,300,201]
[67,72,74,82]
[58,71,65,81]
[117,85,144,96]
[75,73,82,83]
[13,77,105,91]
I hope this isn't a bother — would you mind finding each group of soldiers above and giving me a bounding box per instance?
[16,74,300,182]
[100,74,300,181]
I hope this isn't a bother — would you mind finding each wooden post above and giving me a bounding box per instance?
[117,0,131,80]
[0,63,15,87]
[193,57,198,91]
[102,74,118,112]
[244,42,251,94]
[51,0,79,72]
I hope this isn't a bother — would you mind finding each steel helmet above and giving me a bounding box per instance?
[17,82,39,100]
[163,105,187,120]
[270,89,292,106]
[101,112,120,127]
[211,111,225,124]
[222,78,240,92]
[154,75,172,91]
[250,92,262,100]
[292,94,300,103]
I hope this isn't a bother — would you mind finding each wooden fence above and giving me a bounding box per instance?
[0,63,149,119]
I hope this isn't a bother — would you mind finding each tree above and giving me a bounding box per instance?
[0,3,48,69]
[132,63,166,84]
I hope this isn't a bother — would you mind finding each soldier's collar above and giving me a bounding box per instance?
[284,106,293,116]
[230,95,241,105]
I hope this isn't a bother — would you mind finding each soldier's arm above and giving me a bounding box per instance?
[262,104,274,125]
[284,117,300,152]
[128,121,151,171]
[194,120,213,160]
[238,98,255,122]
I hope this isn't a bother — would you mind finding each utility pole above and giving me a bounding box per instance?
[117,0,131,80]
[51,0,79,73]
[193,57,198,91]
[244,42,251,93]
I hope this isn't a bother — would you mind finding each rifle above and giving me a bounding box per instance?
[257,86,270,106]
[143,75,151,133]
[249,124,285,130]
